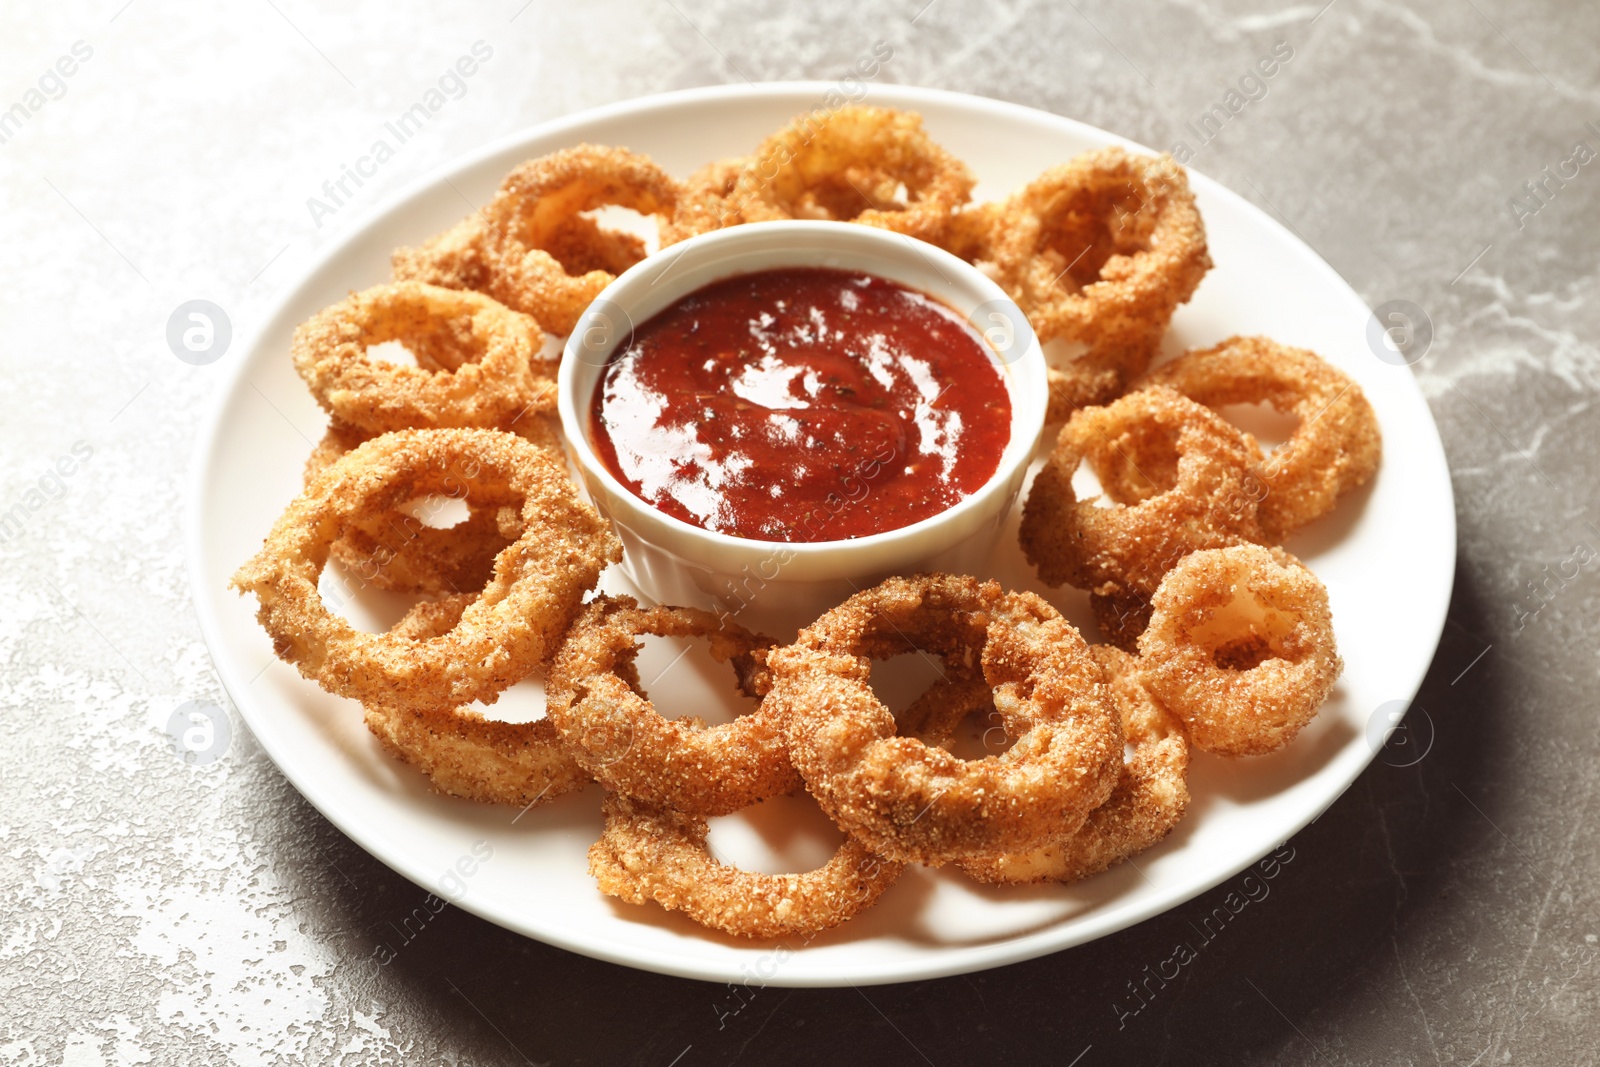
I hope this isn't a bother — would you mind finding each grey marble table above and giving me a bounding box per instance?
[3,0,1596,1063]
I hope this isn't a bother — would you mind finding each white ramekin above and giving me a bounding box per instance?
[557,220,1046,635]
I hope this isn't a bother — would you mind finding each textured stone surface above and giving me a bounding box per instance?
[2,0,1597,1063]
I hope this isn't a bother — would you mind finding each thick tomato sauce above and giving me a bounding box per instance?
[590,267,1011,542]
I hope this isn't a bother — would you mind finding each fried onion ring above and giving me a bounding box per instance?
[957,646,1190,884]
[979,148,1210,351]
[1141,336,1382,539]
[392,145,679,335]
[305,417,564,596]
[362,595,589,808]
[1137,544,1341,757]
[291,282,553,433]
[588,793,902,940]
[732,106,974,245]
[948,149,1209,421]
[545,596,798,816]
[1019,387,1264,599]
[768,574,1122,866]
[231,428,620,708]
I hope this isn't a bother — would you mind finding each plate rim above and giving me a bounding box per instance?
[186,80,1457,986]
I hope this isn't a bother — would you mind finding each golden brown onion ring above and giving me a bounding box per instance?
[958,645,1190,885]
[231,428,620,709]
[291,282,553,433]
[1137,544,1341,757]
[980,148,1210,351]
[945,149,1208,422]
[1019,387,1264,600]
[305,417,563,596]
[1141,336,1382,539]
[588,793,903,940]
[768,574,1122,866]
[393,145,680,335]
[545,596,798,817]
[731,106,974,245]
[363,595,589,808]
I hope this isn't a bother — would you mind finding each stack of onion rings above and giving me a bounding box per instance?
[303,416,562,596]
[232,120,1376,943]
[958,646,1191,884]
[363,594,590,809]
[1019,386,1265,601]
[768,574,1122,866]
[1141,336,1382,539]
[948,148,1211,422]
[231,428,620,708]
[574,607,1034,938]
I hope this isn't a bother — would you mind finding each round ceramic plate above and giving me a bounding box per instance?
[188,83,1455,987]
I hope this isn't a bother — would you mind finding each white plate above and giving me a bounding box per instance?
[188,83,1455,987]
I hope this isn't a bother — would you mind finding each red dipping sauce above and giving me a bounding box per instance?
[589,267,1012,542]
